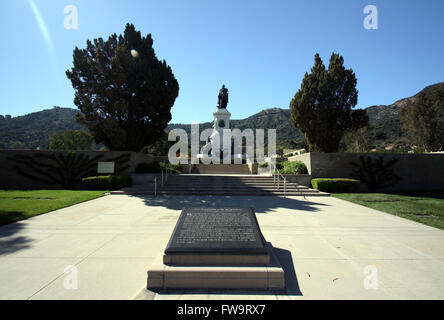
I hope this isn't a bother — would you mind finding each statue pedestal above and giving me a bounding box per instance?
[212,108,231,151]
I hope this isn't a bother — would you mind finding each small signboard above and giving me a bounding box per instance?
[97,161,115,174]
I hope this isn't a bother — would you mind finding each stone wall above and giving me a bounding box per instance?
[288,152,444,191]
[0,150,163,189]
[282,174,312,187]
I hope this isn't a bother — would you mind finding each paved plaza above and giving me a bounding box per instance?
[0,194,443,300]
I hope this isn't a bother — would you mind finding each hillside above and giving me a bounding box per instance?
[0,107,85,149]
[1,82,442,151]
[167,108,305,149]
[167,106,402,151]
[366,82,444,150]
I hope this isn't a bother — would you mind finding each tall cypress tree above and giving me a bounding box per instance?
[290,53,368,152]
[66,24,179,151]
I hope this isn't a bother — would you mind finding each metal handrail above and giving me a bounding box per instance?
[269,161,286,198]
[156,167,170,196]
[154,176,157,196]
[160,167,170,188]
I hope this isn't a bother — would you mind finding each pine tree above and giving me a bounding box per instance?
[344,126,375,152]
[66,23,179,151]
[290,53,368,152]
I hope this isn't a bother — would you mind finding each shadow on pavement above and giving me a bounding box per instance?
[133,194,329,214]
[273,246,302,296]
[0,222,32,255]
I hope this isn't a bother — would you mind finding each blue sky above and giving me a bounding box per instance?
[0,0,443,123]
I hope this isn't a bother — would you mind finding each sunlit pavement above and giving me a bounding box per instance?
[0,194,443,300]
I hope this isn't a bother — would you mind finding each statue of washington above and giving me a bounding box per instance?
[217,84,229,109]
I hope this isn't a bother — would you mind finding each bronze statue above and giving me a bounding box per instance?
[217,84,229,109]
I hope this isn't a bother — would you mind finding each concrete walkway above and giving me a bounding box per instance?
[0,194,443,299]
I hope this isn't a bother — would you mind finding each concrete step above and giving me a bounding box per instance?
[112,188,327,196]
[165,180,292,184]
[160,187,311,192]
[165,177,277,180]
[167,178,277,181]
[115,174,327,197]
[147,243,285,290]
[162,182,309,187]
[191,164,252,174]
[159,192,325,196]
[113,191,324,196]
[125,185,310,190]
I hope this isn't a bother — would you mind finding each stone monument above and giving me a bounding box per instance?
[146,207,285,290]
[163,207,269,265]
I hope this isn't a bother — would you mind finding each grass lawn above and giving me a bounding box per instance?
[0,190,108,226]
[333,192,444,230]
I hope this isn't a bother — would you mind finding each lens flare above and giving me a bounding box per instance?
[28,0,59,77]
[131,49,140,58]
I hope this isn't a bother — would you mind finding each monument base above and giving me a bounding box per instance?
[148,243,285,290]
[163,253,270,266]
[147,207,285,290]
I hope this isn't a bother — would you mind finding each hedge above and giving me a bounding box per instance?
[81,175,132,190]
[275,160,308,174]
[311,178,361,193]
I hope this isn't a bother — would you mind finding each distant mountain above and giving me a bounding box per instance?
[169,82,443,151]
[1,82,442,151]
[167,108,305,149]
[366,82,444,150]
[168,106,397,151]
[0,107,85,149]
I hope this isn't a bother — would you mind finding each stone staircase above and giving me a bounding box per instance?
[191,164,252,174]
[114,174,328,197]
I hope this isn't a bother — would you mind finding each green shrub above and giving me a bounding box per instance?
[275,160,308,174]
[81,175,132,190]
[160,162,182,173]
[290,161,308,174]
[311,178,361,193]
[258,162,269,168]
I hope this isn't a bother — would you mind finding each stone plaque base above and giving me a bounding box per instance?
[147,243,285,290]
[147,207,284,290]
[163,253,270,266]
